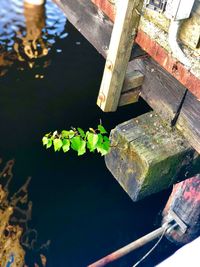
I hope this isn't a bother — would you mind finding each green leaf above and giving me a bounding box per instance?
[71,136,86,156]
[53,138,63,152]
[61,130,75,139]
[78,140,86,156]
[103,136,110,143]
[96,142,110,156]
[98,125,107,134]
[77,127,85,138]
[87,132,99,152]
[46,139,52,149]
[61,130,69,138]
[71,136,81,151]
[96,134,110,156]
[62,139,70,153]
[68,130,75,138]
[42,136,48,146]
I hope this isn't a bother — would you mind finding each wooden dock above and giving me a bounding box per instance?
[53,0,200,200]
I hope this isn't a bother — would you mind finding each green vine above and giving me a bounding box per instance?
[42,124,110,156]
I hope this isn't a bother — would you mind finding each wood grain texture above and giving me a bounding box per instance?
[177,92,200,155]
[135,30,200,99]
[97,0,144,112]
[91,0,200,98]
[92,0,200,49]
[53,0,145,97]
[53,0,113,58]
[105,112,199,201]
[128,57,186,121]
[119,87,140,107]
[122,70,144,92]
[128,57,200,154]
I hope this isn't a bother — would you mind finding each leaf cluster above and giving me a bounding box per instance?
[42,124,110,156]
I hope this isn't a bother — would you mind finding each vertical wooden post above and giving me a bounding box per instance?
[97,0,143,112]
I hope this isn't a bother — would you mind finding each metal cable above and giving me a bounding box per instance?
[131,225,169,267]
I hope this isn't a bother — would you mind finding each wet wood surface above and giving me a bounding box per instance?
[53,0,200,153]
[128,57,200,154]
[105,111,200,201]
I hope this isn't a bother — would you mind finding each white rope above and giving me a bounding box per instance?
[131,226,168,267]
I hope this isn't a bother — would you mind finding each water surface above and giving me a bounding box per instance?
[0,0,177,266]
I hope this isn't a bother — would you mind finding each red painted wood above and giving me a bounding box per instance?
[163,175,200,244]
[91,0,200,100]
[135,31,200,100]
[91,0,115,21]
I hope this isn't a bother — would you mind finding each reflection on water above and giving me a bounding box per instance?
[0,160,48,266]
[0,0,178,266]
[0,0,66,75]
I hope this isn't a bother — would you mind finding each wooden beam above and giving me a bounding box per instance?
[135,30,200,100]
[122,70,144,93]
[91,0,116,22]
[53,0,145,104]
[105,112,200,201]
[92,0,200,50]
[177,92,200,157]
[128,57,200,154]
[91,0,200,100]
[119,87,140,107]
[119,69,143,106]
[53,0,113,58]
[97,0,144,112]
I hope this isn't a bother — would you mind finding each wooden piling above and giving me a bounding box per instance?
[105,112,200,201]
[163,175,200,244]
[97,0,144,112]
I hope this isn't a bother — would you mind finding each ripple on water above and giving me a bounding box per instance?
[0,0,67,76]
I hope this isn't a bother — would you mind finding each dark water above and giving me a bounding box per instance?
[0,0,178,266]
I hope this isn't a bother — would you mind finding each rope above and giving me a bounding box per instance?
[131,226,168,267]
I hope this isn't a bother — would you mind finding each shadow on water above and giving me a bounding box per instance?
[0,0,178,266]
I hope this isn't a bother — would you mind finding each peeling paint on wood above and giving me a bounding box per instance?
[135,30,200,100]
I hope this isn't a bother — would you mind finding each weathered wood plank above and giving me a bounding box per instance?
[122,70,144,93]
[91,0,116,22]
[135,26,200,99]
[128,57,200,154]
[97,0,144,112]
[53,0,145,99]
[91,0,200,99]
[105,111,200,201]
[128,57,186,121]
[119,87,140,107]
[92,0,200,50]
[53,0,113,58]
[177,92,200,156]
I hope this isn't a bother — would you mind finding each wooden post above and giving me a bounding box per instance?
[97,0,143,112]
[162,175,200,245]
[105,111,200,201]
